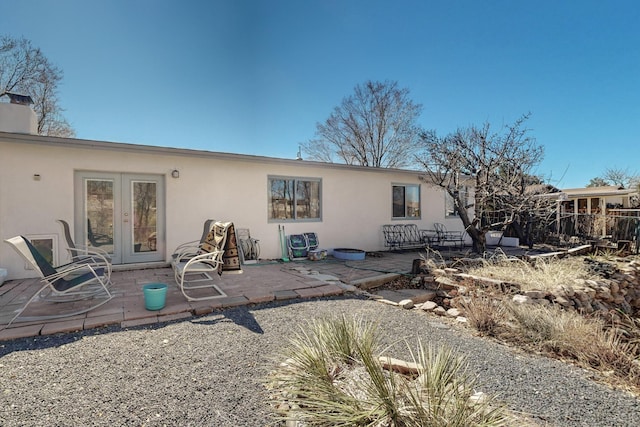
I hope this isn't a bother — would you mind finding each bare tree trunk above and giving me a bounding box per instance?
[465,219,487,253]
[468,226,486,253]
[455,193,487,254]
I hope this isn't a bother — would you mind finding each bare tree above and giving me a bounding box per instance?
[601,167,639,189]
[0,35,74,137]
[586,177,610,188]
[417,114,548,253]
[302,80,422,168]
[600,167,640,208]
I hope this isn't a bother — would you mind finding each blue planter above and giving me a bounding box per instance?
[143,283,168,310]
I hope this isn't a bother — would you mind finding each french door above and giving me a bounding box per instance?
[74,172,165,264]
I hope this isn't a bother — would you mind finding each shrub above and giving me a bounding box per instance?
[267,315,508,426]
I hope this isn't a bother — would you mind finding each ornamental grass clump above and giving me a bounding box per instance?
[467,255,591,293]
[267,314,507,426]
[504,302,640,387]
[459,296,506,337]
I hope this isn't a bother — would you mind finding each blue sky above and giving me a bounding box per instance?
[2,0,639,188]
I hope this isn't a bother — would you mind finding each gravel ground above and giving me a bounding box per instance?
[1,296,640,426]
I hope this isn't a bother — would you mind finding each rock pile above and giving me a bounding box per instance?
[430,259,640,321]
[369,270,470,323]
[373,258,640,323]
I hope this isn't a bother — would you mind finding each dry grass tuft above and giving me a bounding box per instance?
[506,302,640,385]
[461,296,640,391]
[459,296,506,337]
[467,255,592,292]
[459,250,640,393]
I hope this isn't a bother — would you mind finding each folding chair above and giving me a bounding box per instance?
[303,232,319,252]
[287,234,309,259]
[3,236,113,325]
[287,232,322,260]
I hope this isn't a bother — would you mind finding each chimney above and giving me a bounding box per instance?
[0,92,38,135]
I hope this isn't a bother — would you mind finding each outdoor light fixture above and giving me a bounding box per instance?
[33,174,41,181]
[171,169,180,179]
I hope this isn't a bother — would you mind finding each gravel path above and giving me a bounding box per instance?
[1,296,640,426]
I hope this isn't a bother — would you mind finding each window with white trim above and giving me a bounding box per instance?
[268,176,321,221]
[392,184,420,219]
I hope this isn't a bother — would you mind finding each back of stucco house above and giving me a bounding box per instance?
[0,100,470,280]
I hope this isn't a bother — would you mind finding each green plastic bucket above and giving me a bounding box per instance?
[143,283,168,311]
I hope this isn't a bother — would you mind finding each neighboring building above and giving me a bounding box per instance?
[539,186,639,239]
[555,186,637,214]
[0,102,472,280]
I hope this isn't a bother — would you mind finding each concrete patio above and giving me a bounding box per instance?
[0,251,425,341]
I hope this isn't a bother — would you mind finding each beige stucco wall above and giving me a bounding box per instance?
[0,133,470,280]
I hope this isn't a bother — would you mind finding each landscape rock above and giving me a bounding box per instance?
[512,294,531,305]
[435,275,458,289]
[399,299,414,309]
[523,290,545,299]
[553,295,573,308]
[399,289,436,303]
[420,301,438,311]
[433,306,447,316]
[446,308,462,318]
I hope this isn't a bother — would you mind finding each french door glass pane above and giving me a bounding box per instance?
[86,179,114,253]
[132,181,157,253]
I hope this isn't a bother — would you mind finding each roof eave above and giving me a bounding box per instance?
[0,131,430,176]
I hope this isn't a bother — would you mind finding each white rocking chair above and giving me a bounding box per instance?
[3,236,113,325]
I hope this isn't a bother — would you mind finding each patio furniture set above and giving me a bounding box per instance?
[382,223,466,251]
[3,220,463,327]
[2,219,245,326]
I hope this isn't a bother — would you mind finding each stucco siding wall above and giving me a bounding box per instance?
[0,136,467,279]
